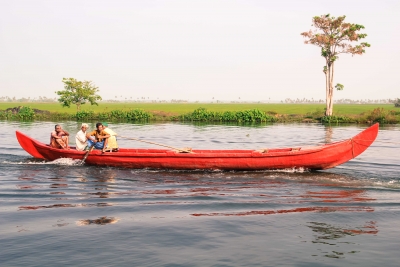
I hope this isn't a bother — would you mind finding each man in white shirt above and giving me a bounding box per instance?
[75,123,89,151]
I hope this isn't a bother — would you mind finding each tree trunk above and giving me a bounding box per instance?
[325,65,329,116]
[325,63,334,116]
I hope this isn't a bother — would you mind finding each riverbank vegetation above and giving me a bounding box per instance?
[0,102,397,114]
[1,103,399,124]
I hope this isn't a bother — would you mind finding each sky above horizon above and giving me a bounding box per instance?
[1,0,399,102]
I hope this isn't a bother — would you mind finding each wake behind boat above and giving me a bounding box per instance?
[16,124,379,170]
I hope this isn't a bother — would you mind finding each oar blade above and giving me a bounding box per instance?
[82,146,94,163]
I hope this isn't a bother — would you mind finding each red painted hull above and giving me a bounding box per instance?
[16,124,378,170]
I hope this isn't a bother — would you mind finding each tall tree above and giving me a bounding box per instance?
[301,14,370,116]
[56,78,102,111]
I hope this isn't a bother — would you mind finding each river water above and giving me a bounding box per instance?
[1,121,399,267]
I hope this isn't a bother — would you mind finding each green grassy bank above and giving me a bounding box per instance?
[0,102,399,123]
[0,102,396,115]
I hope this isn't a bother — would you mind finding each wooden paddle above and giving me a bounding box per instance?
[119,135,193,153]
[82,146,94,163]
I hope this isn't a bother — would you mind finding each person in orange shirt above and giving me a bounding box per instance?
[86,122,110,152]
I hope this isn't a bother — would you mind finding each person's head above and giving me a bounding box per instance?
[81,123,89,132]
[96,122,103,131]
[102,122,108,128]
[55,124,61,132]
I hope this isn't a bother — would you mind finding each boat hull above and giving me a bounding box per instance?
[15,124,379,170]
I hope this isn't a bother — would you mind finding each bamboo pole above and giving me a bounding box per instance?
[119,136,193,153]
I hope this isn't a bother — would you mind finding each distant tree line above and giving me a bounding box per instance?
[1,95,398,106]
[283,98,397,104]
[0,96,57,102]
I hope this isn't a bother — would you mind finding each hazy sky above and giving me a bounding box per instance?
[1,0,399,101]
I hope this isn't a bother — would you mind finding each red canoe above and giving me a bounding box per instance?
[16,124,378,170]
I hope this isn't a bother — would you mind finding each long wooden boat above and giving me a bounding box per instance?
[16,124,378,170]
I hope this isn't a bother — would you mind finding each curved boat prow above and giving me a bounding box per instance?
[351,123,379,159]
[16,131,46,159]
[319,123,379,170]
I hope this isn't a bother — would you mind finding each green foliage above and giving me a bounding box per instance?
[56,78,102,111]
[235,109,274,122]
[125,109,153,120]
[0,106,36,120]
[1,103,400,124]
[74,110,95,120]
[179,108,276,122]
[395,98,400,108]
[74,109,152,121]
[180,107,215,121]
[335,83,344,91]
[0,111,15,120]
[364,108,397,124]
[304,108,324,120]
[303,14,370,61]
[18,106,35,120]
[320,115,353,124]
[110,110,126,119]
[98,112,110,120]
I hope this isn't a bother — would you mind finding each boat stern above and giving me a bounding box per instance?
[16,131,46,159]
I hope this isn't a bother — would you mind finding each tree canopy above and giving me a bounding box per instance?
[56,78,102,111]
[301,14,370,116]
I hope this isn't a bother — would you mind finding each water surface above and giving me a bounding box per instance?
[1,121,399,266]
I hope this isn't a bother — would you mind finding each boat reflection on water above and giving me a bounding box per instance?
[188,171,377,217]
[307,221,378,258]
[14,164,381,235]
[16,169,41,189]
[90,168,117,183]
[18,203,112,211]
[82,168,118,199]
[76,216,120,226]
[75,168,117,183]
[300,189,376,203]
[324,126,333,144]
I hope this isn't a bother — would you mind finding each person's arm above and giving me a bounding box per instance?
[62,130,70,136]
[76,131,87,142]
[104,128,117,136]
[96,130,110,140]
[98,134,110,140]
[51,131,62,139]
[86,130,97,142]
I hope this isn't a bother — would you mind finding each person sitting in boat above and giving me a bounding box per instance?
[50,124,70,149]
[75,123,89,151]
[86,122,110,152]
[101,122,118,152]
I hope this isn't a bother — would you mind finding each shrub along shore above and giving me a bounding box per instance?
[0,103,399,124]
